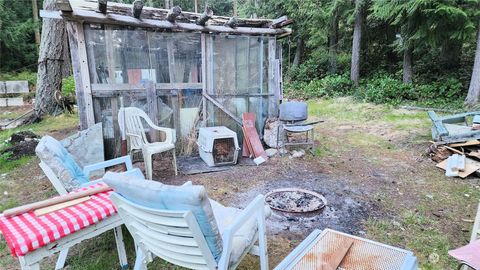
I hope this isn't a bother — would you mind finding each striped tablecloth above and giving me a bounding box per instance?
[0,183,116,257]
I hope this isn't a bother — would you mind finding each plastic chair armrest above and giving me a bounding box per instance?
[218,195,266,269]
[83,156,134,177]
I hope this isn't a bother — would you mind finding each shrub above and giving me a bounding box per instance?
[285,74,352,99]
[62,76,76,97]
[358,74,415,105]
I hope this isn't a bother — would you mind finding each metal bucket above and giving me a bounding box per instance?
[279,102,308,121]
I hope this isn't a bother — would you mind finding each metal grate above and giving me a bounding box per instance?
[212,138,235,165]
[293,230,410,270]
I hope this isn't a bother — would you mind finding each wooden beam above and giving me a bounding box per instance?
[203,93,242,126]
[41,9,292,36]
[98,0,107,14]
[91,83,202,91]
[166,6,182,22]
[132,0,143,19]
[196,6,213,26]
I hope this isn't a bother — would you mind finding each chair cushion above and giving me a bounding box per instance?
[35,136,89,192]
[102,173,223,262]
[210,200,259,268]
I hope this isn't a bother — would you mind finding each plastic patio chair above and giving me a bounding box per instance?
[449,201,480,270]
[118,107,177,179]
[35,135,144,269]
[106,177,269,270]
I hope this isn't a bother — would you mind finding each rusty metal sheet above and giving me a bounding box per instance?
[293,229,411,270]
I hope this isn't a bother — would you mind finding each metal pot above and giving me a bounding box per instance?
[279,101,308,121]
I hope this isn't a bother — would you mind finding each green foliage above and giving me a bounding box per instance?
[0,0,40,72]
[62,76,76,97]
[285,74,353,99]
[355,74,466,107]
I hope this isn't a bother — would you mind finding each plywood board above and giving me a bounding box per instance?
[294,237,353,270]
[34,196,91,216]
[242,112,267,160]
[436,157,480,178]
[449,140,480,147]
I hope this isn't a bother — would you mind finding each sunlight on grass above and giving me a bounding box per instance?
[0,112,79,144]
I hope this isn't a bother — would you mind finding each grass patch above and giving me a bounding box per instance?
[0,155,32,174]
[347,132,395,150]
[365,210,453,270]
[0,112,78,145]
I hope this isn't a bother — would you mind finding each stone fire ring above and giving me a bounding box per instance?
[264,188,327,214]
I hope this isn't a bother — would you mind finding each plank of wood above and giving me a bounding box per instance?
[242,126,254,158]
[449,140,480,147]
[242,113,268,160]
[3,185,111,217]
[436,157,480,178]
[319,239,353,270]
[34,196,91,216]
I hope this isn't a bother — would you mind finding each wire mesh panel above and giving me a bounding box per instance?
[292,230,415,270]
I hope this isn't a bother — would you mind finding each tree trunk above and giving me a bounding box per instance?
[403,48,413,84]
[350,0,363,86]
[34,0,70,118]
[31,0,41,47]
[466,23,480,106]
[292,38,304,68]
[328,6,339,74]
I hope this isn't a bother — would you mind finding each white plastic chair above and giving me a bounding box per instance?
[118,107,177,179]
[110,193,269,270]
[35,135,142,270]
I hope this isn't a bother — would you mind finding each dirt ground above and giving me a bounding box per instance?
[1,97,480,269]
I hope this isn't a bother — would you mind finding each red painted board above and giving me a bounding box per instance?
[242,113,268,160]
[242,127,254,158]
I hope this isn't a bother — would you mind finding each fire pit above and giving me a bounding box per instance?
[265,188,327,216]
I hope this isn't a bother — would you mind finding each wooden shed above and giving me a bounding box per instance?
[41,0,292,159]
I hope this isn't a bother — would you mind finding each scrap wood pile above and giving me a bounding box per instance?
[428,110,480,178]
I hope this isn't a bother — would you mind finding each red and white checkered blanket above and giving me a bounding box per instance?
[0,183,116,257]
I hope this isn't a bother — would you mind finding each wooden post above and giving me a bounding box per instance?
[66,22,94,129]
[201,33,207,127]
[98,0,107,14]
[105,26,121,156]
[224,17,237,28]
[167,6,182,22]
[132,0,143,19]
[145,81,159,141]
[268,38,278,117]
[167,39,180,140]
[196,6,213,26]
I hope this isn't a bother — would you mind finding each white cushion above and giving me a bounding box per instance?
[210,199,270,267]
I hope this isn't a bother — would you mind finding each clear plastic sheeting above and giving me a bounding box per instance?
[84,25,201,84]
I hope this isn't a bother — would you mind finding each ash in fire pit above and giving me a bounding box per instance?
[265,188,327,215]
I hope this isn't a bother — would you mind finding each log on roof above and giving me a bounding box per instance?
[52,0,292,36]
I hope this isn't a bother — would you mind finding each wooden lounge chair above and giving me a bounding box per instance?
[104,174,269,270]
[35,135,143,269]
[118,107,177,179]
